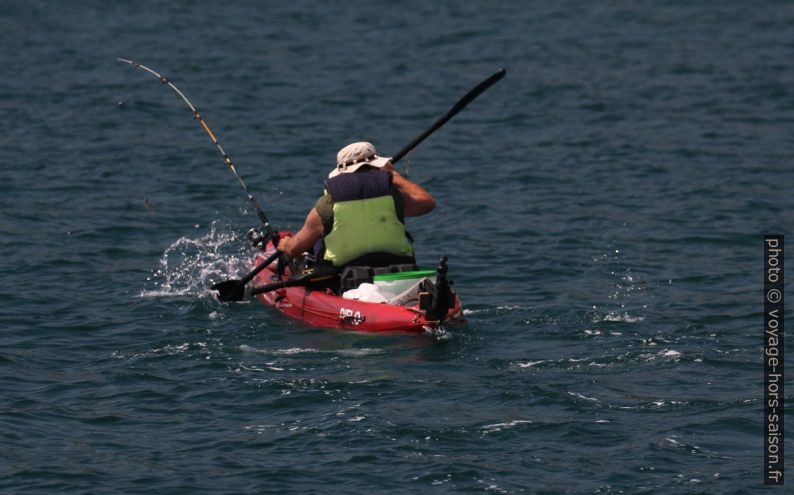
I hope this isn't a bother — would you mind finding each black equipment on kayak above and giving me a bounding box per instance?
[247,227,269,250]
[418,256,454,323]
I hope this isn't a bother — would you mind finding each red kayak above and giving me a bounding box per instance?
[251,243,463,334]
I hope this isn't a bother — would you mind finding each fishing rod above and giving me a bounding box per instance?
[116,58,278,244]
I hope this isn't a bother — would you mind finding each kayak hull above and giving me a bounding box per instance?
[252,249,463,333]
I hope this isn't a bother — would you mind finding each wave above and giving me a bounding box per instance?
[239,345,384,358]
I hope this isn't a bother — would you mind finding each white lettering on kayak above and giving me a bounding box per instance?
[339,308,365,325]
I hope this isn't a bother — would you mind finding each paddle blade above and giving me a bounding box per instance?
[211,279,246,302]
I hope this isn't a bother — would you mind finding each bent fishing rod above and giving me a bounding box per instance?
[117,58,279,244]
[119,59,506,301]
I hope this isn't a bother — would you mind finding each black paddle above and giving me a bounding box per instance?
[211,249,282,302]
[250,265,338,296]
[390,68,506,164]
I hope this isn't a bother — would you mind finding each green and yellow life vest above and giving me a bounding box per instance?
[315,170,414,267]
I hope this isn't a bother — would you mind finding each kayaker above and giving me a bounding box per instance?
[277,141,435,268]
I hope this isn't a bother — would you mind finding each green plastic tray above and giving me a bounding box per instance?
[372,270,436,282]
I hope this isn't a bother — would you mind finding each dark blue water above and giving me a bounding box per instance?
[2,1,792,493]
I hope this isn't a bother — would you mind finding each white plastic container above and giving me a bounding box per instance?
[342,283,388,303]
[373,270,436,305]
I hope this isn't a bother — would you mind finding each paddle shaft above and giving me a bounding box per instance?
[250,278,297,296]
[390,68,506,164]
[241,250,281,285]
[250,269,337,296]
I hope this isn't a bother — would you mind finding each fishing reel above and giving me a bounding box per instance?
[247,228,268,250]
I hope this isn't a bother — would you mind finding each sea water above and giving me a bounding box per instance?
[1,1,792,493]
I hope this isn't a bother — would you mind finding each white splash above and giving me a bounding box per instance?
[139,221,249,298]
[424,325,453,341]
[602,312,644,323]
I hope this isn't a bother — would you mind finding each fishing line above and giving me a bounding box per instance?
[117,58,278,243]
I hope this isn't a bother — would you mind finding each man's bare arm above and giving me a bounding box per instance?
[277,207,324,257]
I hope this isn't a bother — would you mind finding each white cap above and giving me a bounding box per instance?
[329,142,391,178]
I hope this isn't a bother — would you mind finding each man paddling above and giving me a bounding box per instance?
[277,141,435,268]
